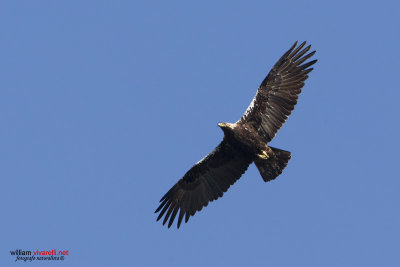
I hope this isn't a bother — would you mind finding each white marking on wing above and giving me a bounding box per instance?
[238,90,259,122]
[194,145,220,165]
[194,153,209,165]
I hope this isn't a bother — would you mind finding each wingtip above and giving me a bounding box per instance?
[289,41,298,52]
[154,204,162,213]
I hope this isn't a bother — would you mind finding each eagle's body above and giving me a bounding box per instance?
[218,123,264,156]
[155,41,317,228]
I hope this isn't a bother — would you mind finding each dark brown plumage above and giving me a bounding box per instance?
[155,41,317,228]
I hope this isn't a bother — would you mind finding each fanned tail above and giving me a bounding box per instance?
[254,146,291,182]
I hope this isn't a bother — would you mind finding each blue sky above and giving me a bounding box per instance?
[1,1,399,266]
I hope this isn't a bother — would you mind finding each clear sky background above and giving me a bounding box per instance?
[1,1,399,266]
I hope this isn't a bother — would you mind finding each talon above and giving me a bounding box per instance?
[258,150,269,159]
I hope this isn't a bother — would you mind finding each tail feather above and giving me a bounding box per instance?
[254,146,291,182]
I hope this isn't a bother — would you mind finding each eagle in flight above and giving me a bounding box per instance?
[155,41,317,228]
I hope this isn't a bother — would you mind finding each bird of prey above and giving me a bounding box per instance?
[155,41,317,228]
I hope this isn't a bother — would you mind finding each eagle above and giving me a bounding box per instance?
[155,41,317,228]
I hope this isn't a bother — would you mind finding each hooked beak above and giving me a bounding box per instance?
[218,122,233,129]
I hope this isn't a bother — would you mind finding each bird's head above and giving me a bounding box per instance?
[218,122,235,135]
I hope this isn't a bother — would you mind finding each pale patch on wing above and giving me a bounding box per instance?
[237,90,258,122]
[194,146,218,165]
[194,154,209,165]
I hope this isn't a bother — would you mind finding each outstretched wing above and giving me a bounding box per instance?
[155,139,252,228]
[239,41,317,142]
